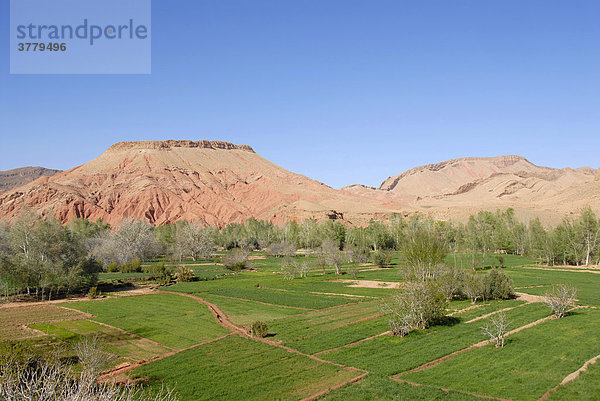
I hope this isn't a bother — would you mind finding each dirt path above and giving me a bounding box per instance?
[0,287,158,309]
[522,266,600,274]
[332,279,401,289]
[448,304,484,317]
[202,293,315,311]
[538,353,600,400]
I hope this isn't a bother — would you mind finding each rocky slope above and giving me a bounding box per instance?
[0,140,398,226]
[0,167,61,191]
[343,156,599,224]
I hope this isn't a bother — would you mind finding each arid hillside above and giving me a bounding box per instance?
[0,167,61,192]
[0,140,398,226]
[343,155,600,224]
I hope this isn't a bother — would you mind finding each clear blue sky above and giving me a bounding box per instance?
[1,1,599,188]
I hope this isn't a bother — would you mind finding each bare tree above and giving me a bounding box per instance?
[481,311,510,348]
[92,218,159,267]
[175,223,215,261]
[221,248,250,271]
[265,242,297,258]
[74,335,115,381]
[318,239,345,275]
[544,284,577,318]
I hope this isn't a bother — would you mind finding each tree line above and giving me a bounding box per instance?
[1,206,598,300]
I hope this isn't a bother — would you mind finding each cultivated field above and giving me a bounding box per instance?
[2,252,599,400]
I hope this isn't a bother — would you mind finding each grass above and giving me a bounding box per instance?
[198,293,306,324]
[321,302,550,377]
[62,293,228,349]
[321,375,480,400]
[31,319,171,362]
[403,308,600,401]
[507,267,600,306]
[131,335,362,401]
[547,355,600,400]
[0,304,90,341]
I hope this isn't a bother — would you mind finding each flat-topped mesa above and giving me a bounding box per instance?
[107,140,255,153]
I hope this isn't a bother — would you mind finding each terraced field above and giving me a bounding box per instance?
[2,253,600,400]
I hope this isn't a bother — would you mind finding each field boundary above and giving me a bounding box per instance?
[538,352,600,400]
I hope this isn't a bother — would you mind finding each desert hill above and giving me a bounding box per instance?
[0,167,61,192]
[0,140,398,226]
[343,155,599,224]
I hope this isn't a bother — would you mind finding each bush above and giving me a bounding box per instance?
[87,287,101,299]
[482,268,513,300]
[106,262,119,272]
[150,262,173,285]
[120,258,142,273]
[222,248,250,271]
[371,249,394,267]
[175,266,195,283]
[251,321,268,338]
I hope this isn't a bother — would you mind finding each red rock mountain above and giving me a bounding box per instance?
[0,140,398,226]
[343,155,600,224]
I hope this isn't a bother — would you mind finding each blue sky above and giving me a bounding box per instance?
[1,1,599,188]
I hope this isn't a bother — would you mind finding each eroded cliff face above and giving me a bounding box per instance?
[0,140,398,226]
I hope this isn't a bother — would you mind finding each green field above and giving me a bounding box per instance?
[131,335,363,401]
[3,252,600,400]
[62,293,229,349]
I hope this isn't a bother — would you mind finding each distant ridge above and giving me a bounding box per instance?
[0,167,62,191]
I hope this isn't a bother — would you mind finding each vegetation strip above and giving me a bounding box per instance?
[315,331,392,356]
[390,377,513,401]
[193,292,316,311]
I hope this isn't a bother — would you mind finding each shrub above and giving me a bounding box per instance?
[482,268,513,300]
[251,321,268,338]
[87,287,101,299]
[174,266,195,283]
[106,262,119,273]
[150,262,173,286]
[347,268,359,279]
[222,248,250,271]
[371,249,394,268]
[120,258,142,273]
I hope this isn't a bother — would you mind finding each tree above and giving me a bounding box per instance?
[174,222,215,261]
[481,311,510,348]
[371,249,394,268]
[382,281,447,336]
[402,217,448,271]
[222,248,250,271]
[318,239,346,275]
[578,207,600,265]
[463,274,485,304]
[265,242,297,258]
[544,284,577,318]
